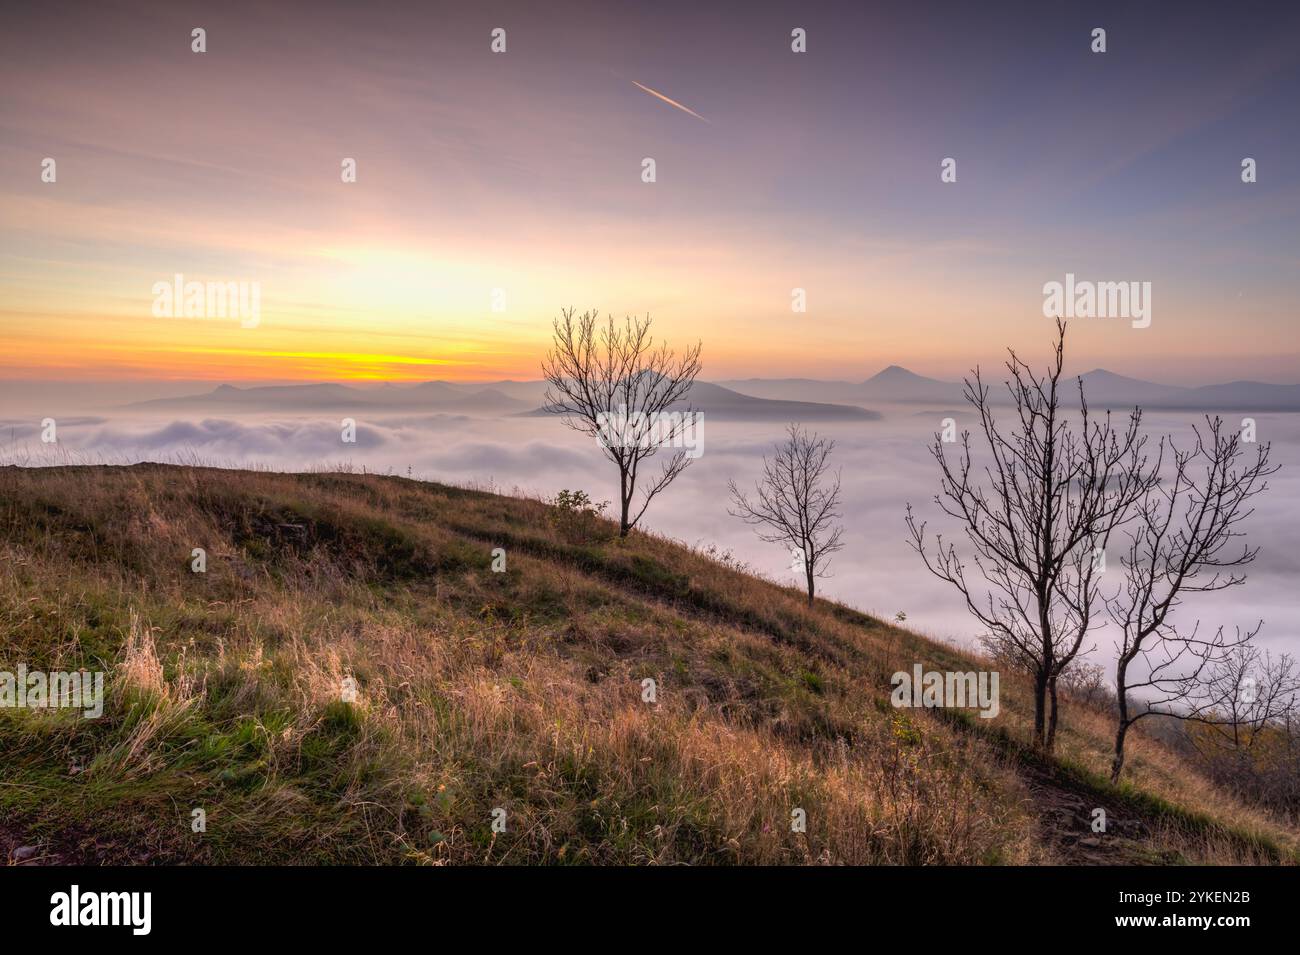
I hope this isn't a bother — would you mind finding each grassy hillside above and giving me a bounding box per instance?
[0,463,1295,865]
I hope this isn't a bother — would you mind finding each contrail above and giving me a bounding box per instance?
[632,80,710,123]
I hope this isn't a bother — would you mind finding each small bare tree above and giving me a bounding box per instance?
[1057,658,1111,710]
[1186,647,1300,811]
[906,320,1155,752]
[1189,646,1299,758]
[1105,417,1277,782]
[541,308,702,537]
[728,425,845,606]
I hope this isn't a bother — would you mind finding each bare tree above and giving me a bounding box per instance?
[1189,646,1299,758]
[728,425,845,606]
[1057,658,1111,711]
[906,320,1155,752]
[541,308,702,537]
[1184,649,1300,813]
[1105,417,1278,781]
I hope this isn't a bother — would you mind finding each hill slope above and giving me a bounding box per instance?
[0,465,1294,865]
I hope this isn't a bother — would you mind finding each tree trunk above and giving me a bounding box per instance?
[1110,721,1129,784]
[619,469,631,537]
[1045,677,1060,754]
[805,566,815,606]
[1035,597,1053,751]
[1110,680,1130,783]
[1032,670,1048,750]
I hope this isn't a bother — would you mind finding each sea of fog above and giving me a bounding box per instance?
[3,406,1297,665]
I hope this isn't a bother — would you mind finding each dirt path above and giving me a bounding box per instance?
[1012,758,1175,865]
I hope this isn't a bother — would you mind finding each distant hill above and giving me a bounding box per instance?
[859,365,962,404]
[711,377,864,404]
[524,380,880,421]
[125,368,1300,419]
[1075,370,1300,411]
[680,382,879,420]
[431,379,549,405]
[1181,380,1300,411]
[722,366,1300,412]
[1,464,1294,864]
[1075,370,1187,408]
[715,368,960,405]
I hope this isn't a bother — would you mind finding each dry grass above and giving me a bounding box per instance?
[0,463,1294,865]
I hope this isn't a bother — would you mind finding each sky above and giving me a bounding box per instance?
[2,0,1299,386]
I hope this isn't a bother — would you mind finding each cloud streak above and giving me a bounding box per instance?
[632,80,710,123]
